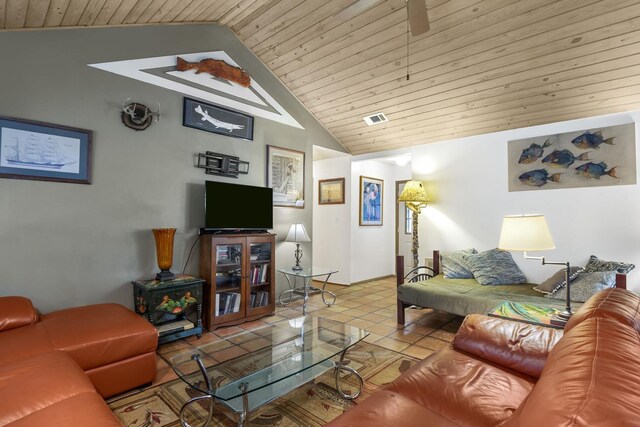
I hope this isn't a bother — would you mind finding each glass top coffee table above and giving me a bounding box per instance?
[169,316,369,427]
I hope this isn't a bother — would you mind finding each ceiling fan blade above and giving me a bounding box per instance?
[407,0,430,36]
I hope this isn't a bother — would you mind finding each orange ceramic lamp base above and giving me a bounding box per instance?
[152,228,176,281]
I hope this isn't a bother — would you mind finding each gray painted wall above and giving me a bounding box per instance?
[0,24,346,312]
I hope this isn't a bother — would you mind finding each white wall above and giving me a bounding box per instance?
[410,111,640,293]
[350,160,411,283]
[312,155,352,284]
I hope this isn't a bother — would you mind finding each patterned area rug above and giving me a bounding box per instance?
[109,342,419,426]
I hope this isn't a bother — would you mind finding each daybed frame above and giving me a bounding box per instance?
[396,250,627,325]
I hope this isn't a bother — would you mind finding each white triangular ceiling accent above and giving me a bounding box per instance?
[88,51,304,129]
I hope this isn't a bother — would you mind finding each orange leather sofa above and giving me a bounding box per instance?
[327,288,640,427]
[0,296,158,426]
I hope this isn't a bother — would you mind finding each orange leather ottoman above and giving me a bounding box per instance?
[0,297,158,398]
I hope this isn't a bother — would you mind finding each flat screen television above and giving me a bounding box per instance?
[204,181,273,231]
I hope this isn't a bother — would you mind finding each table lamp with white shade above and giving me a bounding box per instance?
[285,223,311,271]
[498,214,573,322]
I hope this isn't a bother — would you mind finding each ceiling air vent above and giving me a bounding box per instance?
[363,112,388,126]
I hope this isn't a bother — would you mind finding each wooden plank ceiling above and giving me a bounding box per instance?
[3,0,640,155]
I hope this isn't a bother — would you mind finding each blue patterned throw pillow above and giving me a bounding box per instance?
[464,248,527,286]
[583,255,635,274]
[441,249,478,279]
[546,271,616,302]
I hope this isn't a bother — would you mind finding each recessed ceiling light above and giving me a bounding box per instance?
[363,112,388,126]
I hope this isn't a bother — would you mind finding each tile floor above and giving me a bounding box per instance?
[152,276,464,387]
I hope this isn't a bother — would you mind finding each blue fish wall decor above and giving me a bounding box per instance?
[508,123,635,191]
[575,162,618,179]
[519,169,562,187]
[571,131,614,150]
[518,139,551,164]
[542,149,590,168]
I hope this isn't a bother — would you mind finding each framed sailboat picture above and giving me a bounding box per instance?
[0,116,92,184]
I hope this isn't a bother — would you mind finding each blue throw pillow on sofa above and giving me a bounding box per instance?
[583,255,635,274]
[546,271,616,302]
[441,248,478,279]
[464,248,527,286]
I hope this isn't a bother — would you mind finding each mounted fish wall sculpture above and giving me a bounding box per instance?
[542,149,590,168]
[176,57,251,87]
[575,162,618,179]
[571,131,615,149]
[518,139,551,164]
[507,123,635,191]
[519,169,562,187]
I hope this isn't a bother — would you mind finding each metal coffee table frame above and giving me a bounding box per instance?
[172,317,367,427]
[277,267,338,315]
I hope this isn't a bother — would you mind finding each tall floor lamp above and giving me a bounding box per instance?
[398,180,430,268]
[498,214,573,322]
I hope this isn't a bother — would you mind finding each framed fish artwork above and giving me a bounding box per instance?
[0,116,92,184]
[507,123,636,192]
[183,97,254,141]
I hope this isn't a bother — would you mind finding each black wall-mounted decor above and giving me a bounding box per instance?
[184,98,254,141]
[197,151,249,178]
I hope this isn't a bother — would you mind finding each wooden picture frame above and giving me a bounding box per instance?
[359,176,383,226]
[183,97,254,141]
[267,145,305,208]
[0,116,92,184]
[318,178,345,205]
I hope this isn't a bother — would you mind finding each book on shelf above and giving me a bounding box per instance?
[217,291,242,316]
[156,319,194,336]
[233,293,241,313]
[250,264,269,285]
[249,290,269,308]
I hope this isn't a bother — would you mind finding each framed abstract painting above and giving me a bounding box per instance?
[359,176,383,226]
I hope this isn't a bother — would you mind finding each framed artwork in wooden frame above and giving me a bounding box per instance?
[183,97,254,141]
[359,175,383,226]
[318,178,345,205]
[0,116,92,184]
[267,145,305,208]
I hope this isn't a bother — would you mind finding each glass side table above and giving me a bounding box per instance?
[277,267,338,315]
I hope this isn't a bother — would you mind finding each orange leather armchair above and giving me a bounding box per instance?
[327,288,640,426]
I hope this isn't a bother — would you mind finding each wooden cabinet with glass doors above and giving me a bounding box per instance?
[200,233,275,330]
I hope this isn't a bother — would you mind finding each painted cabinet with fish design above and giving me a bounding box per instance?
[132,275,204,344]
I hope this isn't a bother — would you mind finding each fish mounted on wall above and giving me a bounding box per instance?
[176,57,251,87]
[518,139,551,164]
[507,123,635,192]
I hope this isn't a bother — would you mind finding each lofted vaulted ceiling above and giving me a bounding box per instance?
[3,0,640,155]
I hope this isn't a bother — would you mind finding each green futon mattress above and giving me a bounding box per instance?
[398,274,574,317]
